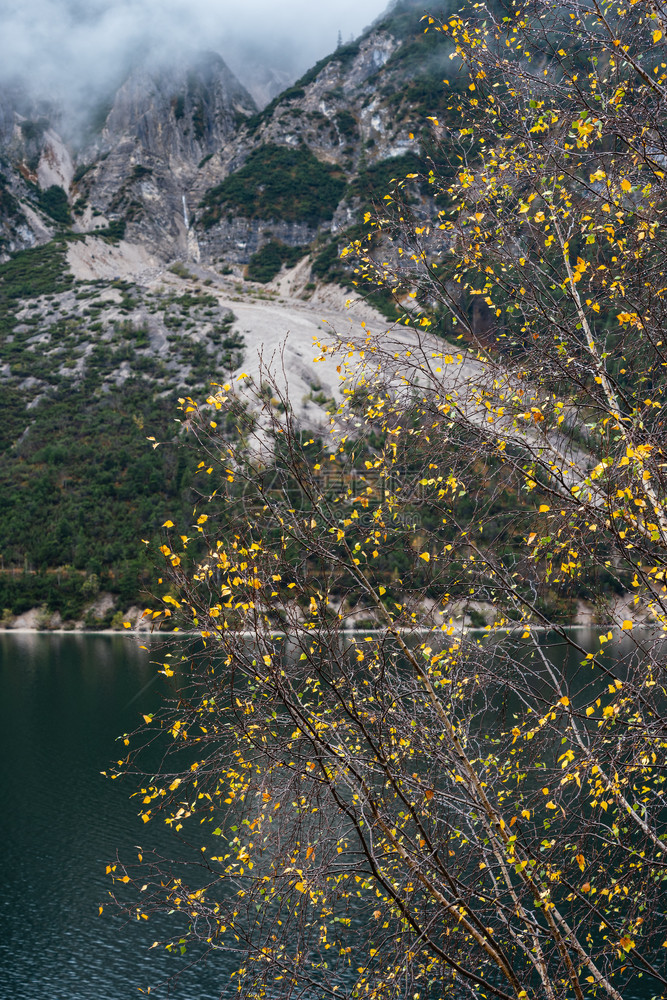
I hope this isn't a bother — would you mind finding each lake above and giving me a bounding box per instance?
[0,632,228,1000]
[0,631,661,1000]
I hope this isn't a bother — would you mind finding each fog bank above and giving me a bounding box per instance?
[0,0,391,113]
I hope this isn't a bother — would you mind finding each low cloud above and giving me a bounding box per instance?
[0,0,389,114]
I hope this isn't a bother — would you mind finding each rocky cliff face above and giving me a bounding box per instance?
[189,0,454,267]
[0,86,63,254]
[0,0,451,269]
[0,49,257,260]
[74,51,256,258]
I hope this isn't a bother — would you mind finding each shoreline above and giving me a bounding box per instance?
[0,627,151,636]
[0,623,659,638]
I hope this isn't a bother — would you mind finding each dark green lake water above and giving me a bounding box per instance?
[0,633,227,1000]
[0,631,660,1000]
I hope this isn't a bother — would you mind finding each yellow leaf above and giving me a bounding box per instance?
[539,504,550,513]
[162,520,174,528]
[169,778,181,791]
[123,622,132,629]
[306,846,314,859]
[654,29,663,43]
[379,586,386,595]
[98,906,103,915]
[558,696,570,707]
[197,514,208,525]
[295,882,306,893]
[621,178,632,192]
[419,552,430,562]
[621,620,633,631]
[576,853,585,872]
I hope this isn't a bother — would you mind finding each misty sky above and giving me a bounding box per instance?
[0,0,395,107]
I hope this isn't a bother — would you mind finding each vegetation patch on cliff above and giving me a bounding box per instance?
[36,185,72,226]
[199,144,346,228]
[350,152,428,207]
[0,241,73,317]
[246,240,308,283]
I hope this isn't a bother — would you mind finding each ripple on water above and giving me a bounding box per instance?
[0,633,230,1000]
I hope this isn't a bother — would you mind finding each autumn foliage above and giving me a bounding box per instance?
[112,4,667,999]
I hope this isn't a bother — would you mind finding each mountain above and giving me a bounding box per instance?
[226,59,295,110]
[76,51,256,258]
[1,0,452,268]
[0,84,73,255]
[190,0,453,258]
[0,50,256,259]
[0,0,460,628]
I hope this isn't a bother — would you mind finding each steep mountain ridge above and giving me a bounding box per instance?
[0,49,257,259]
[0,85,64,254]
[187,0,458,272]
[191,29,407,265]
[1,0,455,265]
[75,52,257,257]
